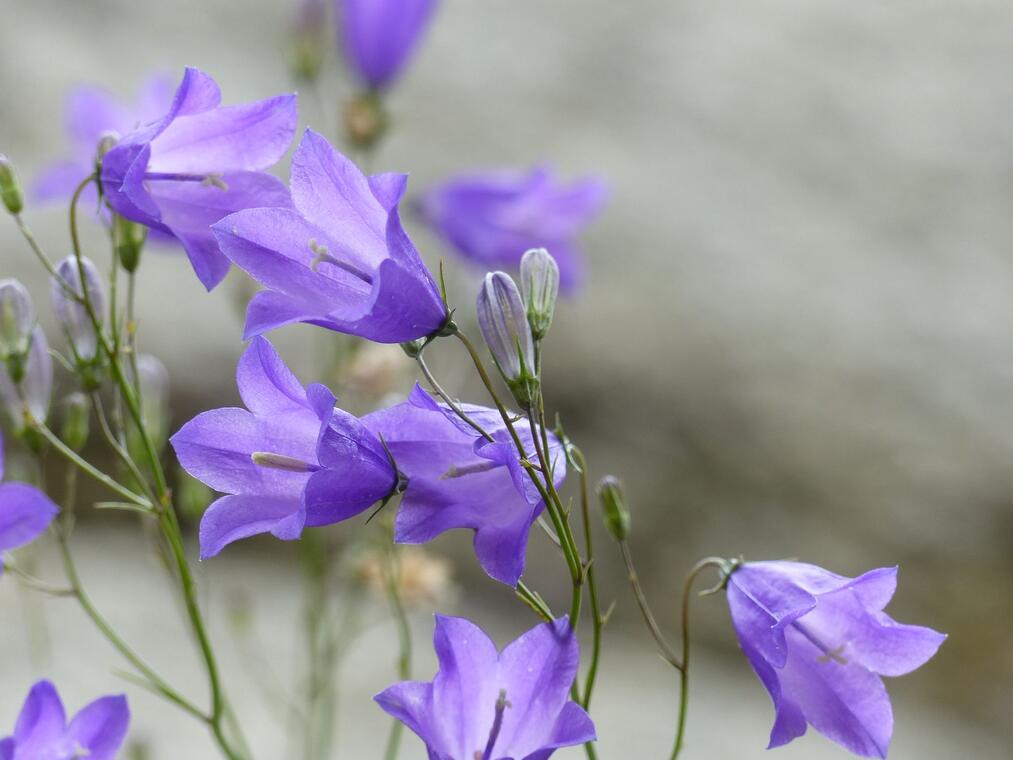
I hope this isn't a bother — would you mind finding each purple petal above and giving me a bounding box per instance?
[236,336,309,416]
[199,494,305,558]
[32,160,95,202]
[64,695,129,760]
[0,737,12,760]
[340,0,439,89]
[66,85,131,148]
[166,67,222,118]
[0,483,58,553]
[13,681,66,754]
[520,702,597,760]
[150,94,297,174]
[373,681,434,746]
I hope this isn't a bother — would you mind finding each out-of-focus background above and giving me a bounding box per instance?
[2,0,1012,757]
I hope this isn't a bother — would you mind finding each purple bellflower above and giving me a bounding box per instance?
[0,680,129,760]
[170,336,398,558]
[376,615,595,760]
[338,0,439,91]
[214,129,448,343]
[0,432,58,576]
[33,74,174,203]
[363,384,565,586]
[726,561,946,758]
[99,68,297,290]
[416,167,608,292]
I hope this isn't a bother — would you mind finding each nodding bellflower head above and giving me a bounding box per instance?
[0,280,35,362]
[363,384,565,586]
[33,74,174,204]
[726,561,946,758]
[416,167,608,292]
[170,336,398,559]
[51,256,105,364]
[0,432,59,576]
[99,68,297,290]
[0,326,52,434]
[214,129,449,344]
[375,615,595,760]
[338,0,439,91]
[476,272,538,409]
[0,679,129,760]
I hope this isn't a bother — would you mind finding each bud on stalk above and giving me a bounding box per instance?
[52,257,105,366]
[0,279,35,367]
[520,248,559,341]
[61,392,91,451]
[113,214,146,272]
[476,272,539,409]
[597,475,631,541]
[0,154,24,215]
[0,326,53,435]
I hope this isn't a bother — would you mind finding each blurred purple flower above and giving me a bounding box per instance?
[170,336,396,558]
[338,0,439,90]
[100,68,297,290]
[0,432,58,576]
[375,615,595,760]
[33,74,174,203]
[0,680,129,760]
[416,167,608,292]
[363,384,565,586]
[214,129,448,343]
[727,561,946,758]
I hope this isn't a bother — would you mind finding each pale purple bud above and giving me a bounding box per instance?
[0,326,53,432]
[52,256,104,362]
[519,248,559,341]
[0,279,35,360]
[476,272,538,407]
[134,354,170,448]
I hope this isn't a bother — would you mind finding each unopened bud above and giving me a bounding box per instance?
[342,92,388,150]
[520,248,559,341]
[61,392,90,451]
[0,154,24,215]
[128,354,170,454]
[95,131,119,164]
[476,271,539,408]
[113,214,146,272]
[290,0,327,82]
[597,475,630,541]
[52,256,105,364]
[0,279,35,364]
[0,326,53,434]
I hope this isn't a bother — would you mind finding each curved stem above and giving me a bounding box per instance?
[415,352,494,442]
[572,447,604,711]
[382,540,412,760]
[618,540,681,668]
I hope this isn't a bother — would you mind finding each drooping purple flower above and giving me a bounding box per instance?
[363,384,565,586]
[0,432,58,576]
[33,74,174,203]
[0,326,52,434]
[376,615,595,760]
[213,129,448,343]
[170,336,397,558]
[338,0,439,90]
[416,167,608,292]
[726,561,946,758]
[0,680,129,760]
[99,68,297,290]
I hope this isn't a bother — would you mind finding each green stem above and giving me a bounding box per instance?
[619,540,681,668]
[382,538,412,760]
[572,447,604,711]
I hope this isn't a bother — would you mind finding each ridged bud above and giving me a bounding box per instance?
[520,248,559,341]
[597,475,631,541]
[0,279,36,366]
[113,214,145,273]
[476,271,539,408]
[0,326,53,434]
[0,154,24,215]
[127,354,170,457]
[61,392,90,452]
[52,257,105,364]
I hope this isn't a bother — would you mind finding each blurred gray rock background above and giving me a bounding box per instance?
[2,0,1012,756]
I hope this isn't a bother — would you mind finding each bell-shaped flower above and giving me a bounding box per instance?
[0,326,52,434]
[726,561,946,758]
[100,68,297,290]
[33,74,174,203]
[214,129,448,343]
[376,615,595,760]
[363,384,565,586]
[51,256,105,363]
[0,432,58,576]
[0,680,129,760]
[338,0,439,91]
[170,336,397,558]
[416,167,608,292]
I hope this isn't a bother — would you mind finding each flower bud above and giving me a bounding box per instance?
[61,392,90,451]
[0,326,53,434]
[0,279,35,365]
[113,214,145,273]
[520,248,559,341]
[127,354,170,456]
[476,271,538,408]
[52,256,104,364]
[0,154,24,215]
[342,92,388,150]
[597,475,630,541]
